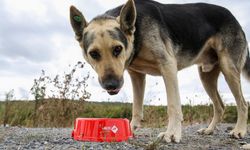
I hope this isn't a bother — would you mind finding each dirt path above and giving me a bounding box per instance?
[1,124,250,150]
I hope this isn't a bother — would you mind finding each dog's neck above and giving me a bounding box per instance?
[125,48,136,68]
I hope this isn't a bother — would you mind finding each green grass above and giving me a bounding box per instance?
[0,99,242,128]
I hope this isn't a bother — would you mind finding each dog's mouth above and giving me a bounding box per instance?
[99,75,124,95]
[106,88,120,95]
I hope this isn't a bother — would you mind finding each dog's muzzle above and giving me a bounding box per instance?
[99,75,124,95]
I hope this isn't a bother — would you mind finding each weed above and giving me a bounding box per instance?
[29,61,91,126]
[3,89,14,127]
[0,100,243,128]
[31,61,91,100]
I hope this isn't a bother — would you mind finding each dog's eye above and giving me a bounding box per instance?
[89,50,101,60]
[113,45,123,57]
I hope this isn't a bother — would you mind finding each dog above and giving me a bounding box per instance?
[70,0,250,143]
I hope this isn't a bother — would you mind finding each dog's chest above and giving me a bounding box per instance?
[128,54,161,76]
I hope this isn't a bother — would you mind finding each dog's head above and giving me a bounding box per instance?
[70,0,136,95]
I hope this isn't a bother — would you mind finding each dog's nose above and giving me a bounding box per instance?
[99,75,124,95]
[102,78,120,90]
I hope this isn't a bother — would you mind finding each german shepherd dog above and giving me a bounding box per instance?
[70,0,250,143]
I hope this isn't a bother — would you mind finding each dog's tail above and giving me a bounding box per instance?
[243,46,250,81]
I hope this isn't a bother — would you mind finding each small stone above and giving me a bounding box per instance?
[239,141,248,145]
[226,126,233,131]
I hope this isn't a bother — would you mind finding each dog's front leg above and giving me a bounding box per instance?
[157,61,183,143]
[128,70,146,131]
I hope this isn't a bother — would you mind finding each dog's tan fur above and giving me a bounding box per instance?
[70,0,249,143]
[79,19,134,83]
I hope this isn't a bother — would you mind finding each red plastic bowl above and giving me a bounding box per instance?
[71,118,133,142]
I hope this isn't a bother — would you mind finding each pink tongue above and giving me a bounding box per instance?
[108,89,120,93]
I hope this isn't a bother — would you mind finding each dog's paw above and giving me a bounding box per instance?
[130,118,142,132]
[157,119,182,143]
[157,121,182,143]
[157,130,181,143]
[197,128,214,135]
[241,144,250,149]
[229,128,246,139]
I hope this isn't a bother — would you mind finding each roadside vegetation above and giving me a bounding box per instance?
[0,61,244,128]
[0,99,243,128]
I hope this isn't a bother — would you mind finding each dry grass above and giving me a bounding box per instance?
[0,99,241,128]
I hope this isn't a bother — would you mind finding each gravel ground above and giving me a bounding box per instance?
[1,124,250,150]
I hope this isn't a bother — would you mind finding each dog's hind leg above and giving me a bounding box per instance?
[197,65,225,135]
[215,27,248,138]
[128,70,146,131]
[219,52,248,138]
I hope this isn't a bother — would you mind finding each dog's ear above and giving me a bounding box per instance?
[70,6,87,42]
[120,0,136,35]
